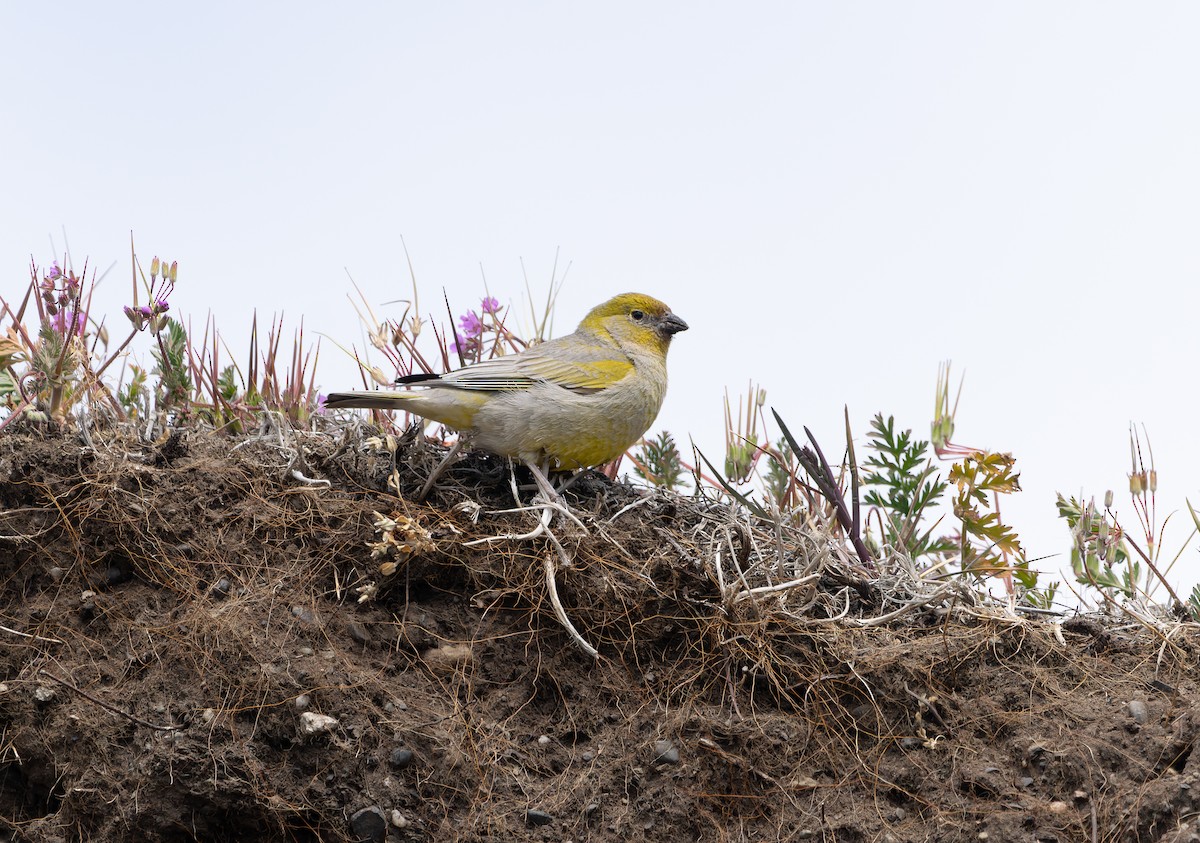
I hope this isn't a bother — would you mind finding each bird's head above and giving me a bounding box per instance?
[579,293,688,358]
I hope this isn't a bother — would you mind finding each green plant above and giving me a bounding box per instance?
[152,317,192,413]
[862,413,953,561]
[1054,430,1193,615]
[949,450,1055,606]
[948,451,1021,570]
[1056,493,1135,600]
[723,382,767,485]
[762,434,801,510]
[116,365,149,419]
[930,362,1052,604]
[632,430,685,490]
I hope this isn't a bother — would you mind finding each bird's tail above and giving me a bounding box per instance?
[322,391,414,411]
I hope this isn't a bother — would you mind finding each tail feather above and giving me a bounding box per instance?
[323,389,485,430]
[397,372,442,385]
[322,391,411,410]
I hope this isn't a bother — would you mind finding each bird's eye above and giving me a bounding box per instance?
[630,310,645,321]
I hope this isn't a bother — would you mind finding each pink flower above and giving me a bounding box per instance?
[458,310,483,338]
[449,336,480,355]
[51,310,86,337]
[480,296,501,315]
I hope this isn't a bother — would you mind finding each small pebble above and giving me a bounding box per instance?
[653,739,680,765]
[422,643,475,675]
[201,708,216,723]
[1127,700,1149,724]
[297,646,314,656]
[291,605,317,624]
[787,774,820,789]
[388,748,414,770]
[581,751,594,762]
[34,686,55,703]
[537,735,551,746]
[347,620,372,644]
[294,694,311,711]
[211,577,232,598]
[299,712,338,735]
[47,566,66,583]
[349,806,387,843]
[390,810,409,829]
[525,809,553,826]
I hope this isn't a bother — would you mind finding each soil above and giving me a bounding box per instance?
[0,422,1198,843]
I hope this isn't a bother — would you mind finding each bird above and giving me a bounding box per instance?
[324,292,688,499]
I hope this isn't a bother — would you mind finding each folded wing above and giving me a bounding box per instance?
[428,342,634,395]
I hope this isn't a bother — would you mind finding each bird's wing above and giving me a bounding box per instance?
[435,339,633,394]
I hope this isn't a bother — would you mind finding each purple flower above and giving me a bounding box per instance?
[458,310,483,338]
[47,261,62,280]
[449,337,476,355]
[51,310,86,337]
[480,296,501,315]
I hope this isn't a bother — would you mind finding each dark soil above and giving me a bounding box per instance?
[0,423,1198,842]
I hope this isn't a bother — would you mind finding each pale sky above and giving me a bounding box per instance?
[5,3,1200,600]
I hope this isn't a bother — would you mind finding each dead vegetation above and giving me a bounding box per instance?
[1,419,1199,842]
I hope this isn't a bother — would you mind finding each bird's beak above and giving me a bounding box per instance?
[659,312,689,335]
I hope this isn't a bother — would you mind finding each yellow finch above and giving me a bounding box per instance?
[324,292,687,496]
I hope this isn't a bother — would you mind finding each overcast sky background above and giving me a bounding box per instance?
[4,3,1199,600]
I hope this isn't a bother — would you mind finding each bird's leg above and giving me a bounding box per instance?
[523,457,562,503]
[553,469,585,496]
[507,458,523,505]
[416,437,465,501]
